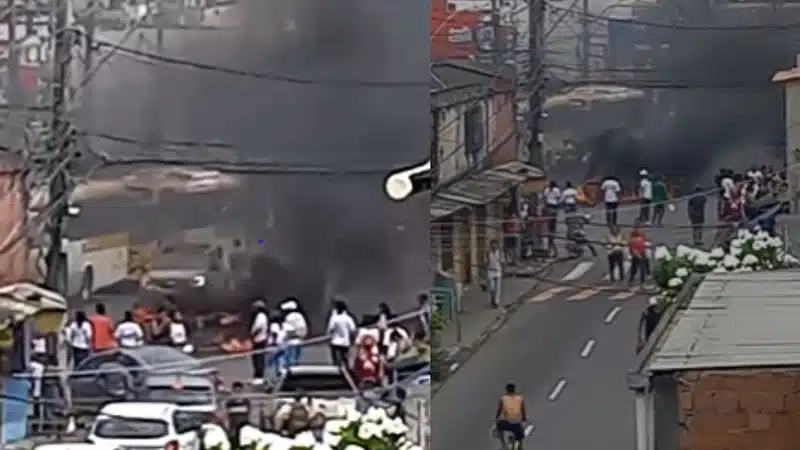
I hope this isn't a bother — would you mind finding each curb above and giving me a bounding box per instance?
[432,257,569,395]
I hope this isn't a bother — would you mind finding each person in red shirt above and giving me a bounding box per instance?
[88,303,116,351]
[352,335,383,389]
[628,227,649,287]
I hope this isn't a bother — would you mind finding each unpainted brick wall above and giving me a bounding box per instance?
[678,368,800,450]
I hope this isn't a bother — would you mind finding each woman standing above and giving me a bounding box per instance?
[66,311,92,368]
[168,310,192,353]
[280,298,308,367]
[606,226,626,283]
[250,300,269,385]
[115,311,145,349]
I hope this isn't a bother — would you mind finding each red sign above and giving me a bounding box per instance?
[430,10,480,61]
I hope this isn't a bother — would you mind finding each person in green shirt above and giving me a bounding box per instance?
[652,175,669,227]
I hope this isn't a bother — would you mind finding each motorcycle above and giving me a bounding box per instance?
[564,214,596,258]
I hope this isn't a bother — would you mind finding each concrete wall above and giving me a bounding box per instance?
[675,368,800,450]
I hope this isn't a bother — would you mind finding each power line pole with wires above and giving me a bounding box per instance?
[44,0,75,291]
[150,0,164,151]
[526,0,545,167]
[580,0,590,78]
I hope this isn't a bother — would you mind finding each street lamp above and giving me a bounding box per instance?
[384,160,432,201]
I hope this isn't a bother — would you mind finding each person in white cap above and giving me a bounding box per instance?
[280,297,309,367]
[638,169,653,224]
[636,297,663,353]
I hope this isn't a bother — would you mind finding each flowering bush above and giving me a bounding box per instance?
[652,228,799,303]
[202,406,422,450]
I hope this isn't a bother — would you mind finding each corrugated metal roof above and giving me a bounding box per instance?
[647,270,800,372]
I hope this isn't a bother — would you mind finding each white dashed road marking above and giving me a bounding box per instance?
[567,288,602,301]
[529,286,568,303]
[548,379,567,401]
[605,306,622,324]
[610,290,636,300]
[562,261,595,281]
[580,339,596,358]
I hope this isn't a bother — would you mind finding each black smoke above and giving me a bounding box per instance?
[80,0,430,324]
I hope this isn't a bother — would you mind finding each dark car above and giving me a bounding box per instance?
[68,346,218,413]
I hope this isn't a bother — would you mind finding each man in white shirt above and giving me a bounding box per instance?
[638,169,653,224]
[561,182,578,213]
[280,298,309,367]
[486,239,504,308]
[250,300,269,385]
[327,299,357,366]
[600,176,621,227]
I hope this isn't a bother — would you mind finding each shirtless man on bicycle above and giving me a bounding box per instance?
[495,382,527,449]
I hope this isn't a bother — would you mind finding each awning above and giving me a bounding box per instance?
[431,161,545,219]
[0,283,67,331]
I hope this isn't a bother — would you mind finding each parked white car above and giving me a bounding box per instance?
[88,402,204,450]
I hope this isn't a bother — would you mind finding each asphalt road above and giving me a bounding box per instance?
[433,194,717,450]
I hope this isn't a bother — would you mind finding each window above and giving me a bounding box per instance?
[93,417,169,439]
[463,105,485,163]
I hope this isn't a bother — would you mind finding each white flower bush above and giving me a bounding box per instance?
[652,228,799,303]
[203,406,422,450]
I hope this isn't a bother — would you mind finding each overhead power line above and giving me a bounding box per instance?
[91,37,428,88]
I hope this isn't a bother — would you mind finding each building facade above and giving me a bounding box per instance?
[430,60,543,293]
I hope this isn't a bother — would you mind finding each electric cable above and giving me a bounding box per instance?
[546,1,800,30]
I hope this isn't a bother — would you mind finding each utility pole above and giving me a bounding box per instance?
[82,1,96,128]
[526,0,544,167]
[150,0,164,151]
[6,2,19,109]
[44,0,73,291]
[490,0,503,65]
[580,0,591,78]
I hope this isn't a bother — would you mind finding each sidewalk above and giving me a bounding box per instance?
[434,261,557,388]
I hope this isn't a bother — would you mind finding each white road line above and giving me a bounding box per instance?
[602,260,631,281]
[580,339,596,358]
[548,379,567,401]
[604,306,622,324]
[610,290,636,301]
[562,261,595,282]
[524,424,534,436]
[529,286,568,303]
[567,288,601,301]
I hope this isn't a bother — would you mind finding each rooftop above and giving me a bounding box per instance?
[646,270,800,372]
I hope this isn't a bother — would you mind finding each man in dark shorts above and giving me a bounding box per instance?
[636,298,664,353]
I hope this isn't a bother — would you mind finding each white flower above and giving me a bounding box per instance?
[344,405,362,422]
[382,417,409,436]
[694,252,711,267]
[675,267,689,278]
[737,228,753,239]
[344,446,366,450]
[730,238,744,249]
[324,419,350,435]
[675,245,692,258]
[667,277,683,288]
[239,425,283,448]
[741,254,759,267]
[201,424,231,450]
[768,237,784,248]
[755,230,771,241]
[655,246,672,261]
[294,431,320,448]
[310,444,334,450]
[730,246,742,257]
[710,247,725,258]
[723,254,739,268]
[357,422,382,440]
[712,266,728,273]
[733,267,754,273]
[364,406,389,424]
[753,240,765,251]
[784,254,800,265]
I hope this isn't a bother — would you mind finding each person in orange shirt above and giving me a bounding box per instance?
[88,303,116,351]
[628,227,650,287]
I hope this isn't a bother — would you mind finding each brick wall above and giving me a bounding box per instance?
[678,368,800,450]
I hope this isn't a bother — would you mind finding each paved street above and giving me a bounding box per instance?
[433,194,718,450]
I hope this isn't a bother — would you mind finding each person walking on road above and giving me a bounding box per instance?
[600,176,621,227]
[606,226,626,283]
[687,185,707,246]
[249,300,269,385]
[327,298,357,366]
[628,226,649,287]
[561,181,578,214]
[636,297,664,353]
[651,175,669,227]
[486,239,504,308]
[543,181,561,255]
[638,169,653,224]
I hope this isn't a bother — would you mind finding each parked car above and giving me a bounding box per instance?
[68,346,219,414]
[87,402,204,450]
